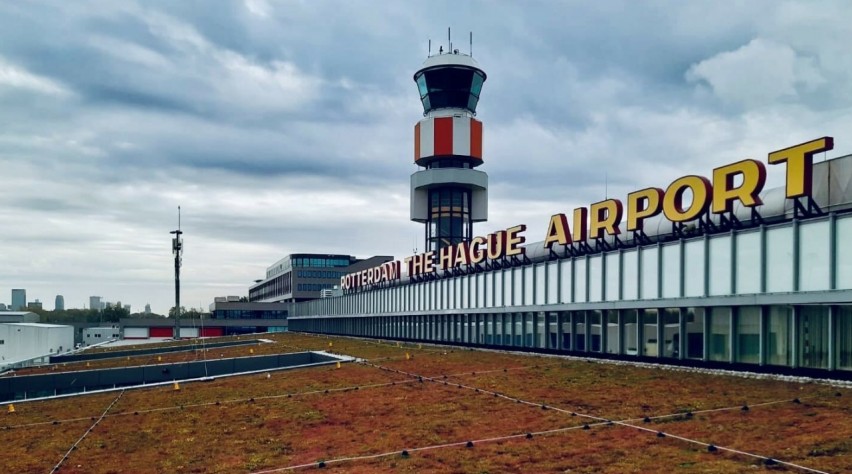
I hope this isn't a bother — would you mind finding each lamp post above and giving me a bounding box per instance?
[170,207,183,340]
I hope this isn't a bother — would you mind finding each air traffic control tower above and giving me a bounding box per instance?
[410,41,488,252]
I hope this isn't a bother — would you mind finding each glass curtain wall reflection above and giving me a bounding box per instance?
[685,307,705,359]
[623,309,639,355]
[606,310,619,354]
[767,306,792,366]
[575,311,587,351]
[709,307,731,362]
[798,306,829,369]
[642,309,658,357]
[736,306,761,364]
[662,308,680,358]
[837,306,852,371]
[589,310,602,352]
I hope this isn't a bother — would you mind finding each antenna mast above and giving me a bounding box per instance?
[170,206,183,340]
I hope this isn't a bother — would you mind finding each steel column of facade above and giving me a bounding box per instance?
[678,308,687,360]
[557,312,564,350]
[703,234,710,297]
[637,310,645,357]
[600,311,608,355]
[513,313,519,347]
[656,308,664,359]
[436,314,441,342]
[792,219,800,292]
[475,313,480,344]
[830,213,837,290]
[729,307,736,364]
[759,306,767,366]
[679,239,686,298]
[828,305,836,371]
[544,312,552,349]
[497,313,503,345]
[760,225,768,293]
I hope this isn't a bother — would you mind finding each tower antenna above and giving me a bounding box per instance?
[428,39,431,57]
[470,31,473,57]
[448,27,452,54]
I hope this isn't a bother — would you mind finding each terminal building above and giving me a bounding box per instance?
[249,253,393,303]
[286,44,852,379]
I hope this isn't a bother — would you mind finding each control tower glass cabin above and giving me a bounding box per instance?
[410,51,489,253]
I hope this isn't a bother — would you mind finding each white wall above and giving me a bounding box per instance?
[0,324,74,367]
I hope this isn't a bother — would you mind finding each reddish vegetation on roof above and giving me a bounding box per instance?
[1,333,849,473]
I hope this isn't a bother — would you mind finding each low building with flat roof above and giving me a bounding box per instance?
[0,322,74,370]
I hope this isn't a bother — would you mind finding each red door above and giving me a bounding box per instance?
[200,327,224,337]
[149,327,174,338]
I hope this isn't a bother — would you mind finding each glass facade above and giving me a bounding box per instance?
[709,307,730,362]
[837,306,852,371]
[767,306,791,366]
[290,214,852,376]
[427,187,472,252]
[798,306,829,369]
[735,306,760,364]
[685,307,704,359]
[414,66,486,114]
[662,308,680,358]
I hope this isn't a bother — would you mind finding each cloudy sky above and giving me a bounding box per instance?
[1,1,850,314]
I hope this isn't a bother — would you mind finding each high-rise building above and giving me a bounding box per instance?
[89,296,103,311]
[410,44,489,252]
[55,295,65,311]
[0,303,7,311]
[124,304,131,313]
[144,303,151,315]
[28,300,43,310]
[11,289,26,311]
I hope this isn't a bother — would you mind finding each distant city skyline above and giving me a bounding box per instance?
[0,290,151,313]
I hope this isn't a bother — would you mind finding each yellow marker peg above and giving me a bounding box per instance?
[328,342,333,348]
[7,404,15,414]
[418,344,422,350]
[158,356,162,362]
[173,382,180,391]
[126,356,130,361]
[336,361,341,369]
[405,352,411,360]
[250,348,254,354]
[396,341,400,347]
[86,362,90,367]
